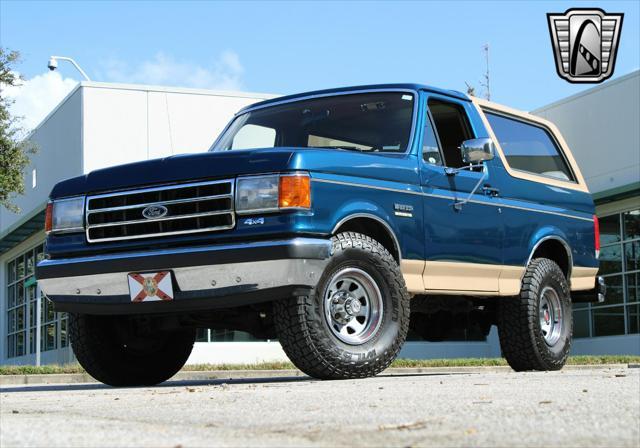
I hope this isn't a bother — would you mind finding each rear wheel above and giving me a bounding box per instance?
[498,258,572,371]
[274,232,410,379]
[69,313,195,386]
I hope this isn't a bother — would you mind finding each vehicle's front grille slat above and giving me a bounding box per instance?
[87,193,233,214]
[85,179,235,243]
[89,210,234,229]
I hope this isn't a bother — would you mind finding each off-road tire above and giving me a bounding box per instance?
[69,313,196,387]
[498,258,572,371]
[274,232,410,379]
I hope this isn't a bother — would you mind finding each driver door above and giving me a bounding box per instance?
[419,95,504,293]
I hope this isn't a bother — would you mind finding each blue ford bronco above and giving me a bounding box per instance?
[37,84,605,386]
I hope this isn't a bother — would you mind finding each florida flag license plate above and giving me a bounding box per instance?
[127,272,174,302]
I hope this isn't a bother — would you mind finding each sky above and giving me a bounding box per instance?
[1,0,639,130]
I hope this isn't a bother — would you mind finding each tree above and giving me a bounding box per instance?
[0,48,36,213]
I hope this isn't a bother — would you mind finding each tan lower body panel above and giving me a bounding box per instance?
[423,261,501,292]
[498,265,526,296]
[571,267,599,291]
[400,259,426,292]
[401,259,598,296]
[401,260,523,296]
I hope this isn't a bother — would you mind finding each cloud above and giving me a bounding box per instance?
[3,71,79,132]
[1,51,244,133]
[101,51,245,91]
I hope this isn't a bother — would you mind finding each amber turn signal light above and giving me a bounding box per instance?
[45,202,53,233]
[279,175,311,209]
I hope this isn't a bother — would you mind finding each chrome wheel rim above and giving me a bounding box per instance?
[539,286,563,346]
[323,267,383,345]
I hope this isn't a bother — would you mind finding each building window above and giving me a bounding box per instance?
[574,208,640,338]
[41,296,58,351]
[195,328,209,342]
[193,329,271,343]
[5,243,68,359]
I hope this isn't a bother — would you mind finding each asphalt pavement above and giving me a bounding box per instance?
[1,366,638,447]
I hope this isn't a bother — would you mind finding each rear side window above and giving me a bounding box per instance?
[485,112,575,182]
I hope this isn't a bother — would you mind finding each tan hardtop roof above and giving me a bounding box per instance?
[471,96,589,193]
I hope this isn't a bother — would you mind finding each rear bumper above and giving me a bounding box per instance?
[572,276,606,303]
[36,237,331,314]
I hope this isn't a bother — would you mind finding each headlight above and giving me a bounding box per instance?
[45,196,85,233]
[236,173,311,214]
[236,175,279,213]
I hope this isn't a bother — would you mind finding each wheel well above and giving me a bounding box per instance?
[530,239,571,278]
[334,217,400,262]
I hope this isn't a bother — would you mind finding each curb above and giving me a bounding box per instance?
[0,364,631,387]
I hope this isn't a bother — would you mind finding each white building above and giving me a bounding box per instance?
[0,82,276,364]
[532,70,640,355]
[1,74,638,366]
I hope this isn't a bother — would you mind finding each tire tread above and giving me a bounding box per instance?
[498,258,572,371]
[274,232,410,379]
[69,313,195,386]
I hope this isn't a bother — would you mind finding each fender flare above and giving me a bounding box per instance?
[525,235,573,280]
[332,212,402,262]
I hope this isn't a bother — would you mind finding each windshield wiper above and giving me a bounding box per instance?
[311,146,373,152]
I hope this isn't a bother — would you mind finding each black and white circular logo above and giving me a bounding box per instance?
[142,205,169,220]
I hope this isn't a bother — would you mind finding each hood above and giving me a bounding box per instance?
[50,147,419,199]
[50,149,297,198]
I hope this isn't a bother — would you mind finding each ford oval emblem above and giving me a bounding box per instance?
[142,205,168,220]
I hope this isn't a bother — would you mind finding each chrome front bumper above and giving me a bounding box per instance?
[36,238,332,314]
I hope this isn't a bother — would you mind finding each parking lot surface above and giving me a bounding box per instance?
[1,366,638,447]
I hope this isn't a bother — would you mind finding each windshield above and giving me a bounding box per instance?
[211,91,415,153]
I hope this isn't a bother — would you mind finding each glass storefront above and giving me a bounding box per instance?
[5,243,69,358]
[5,210,637,358]
[196,329,268,342]
[574,209,640,338]
[5,243,261,355]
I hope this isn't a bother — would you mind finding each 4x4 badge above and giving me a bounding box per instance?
[547,8,623,83]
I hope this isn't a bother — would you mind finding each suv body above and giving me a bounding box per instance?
[37,84,603,385]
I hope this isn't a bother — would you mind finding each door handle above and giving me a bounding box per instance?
[482,185,500,197]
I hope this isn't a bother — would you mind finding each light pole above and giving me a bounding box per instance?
[47,56,91,81]
[35,284,42,366]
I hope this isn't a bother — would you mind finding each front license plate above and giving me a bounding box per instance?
[127,272,174,302]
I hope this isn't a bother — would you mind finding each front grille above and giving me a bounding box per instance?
[85,179,235,243]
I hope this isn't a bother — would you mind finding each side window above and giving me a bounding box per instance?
[428,99,473,168]
[231,124,276,150]
[422,114,443,166]
[485,112,575,182]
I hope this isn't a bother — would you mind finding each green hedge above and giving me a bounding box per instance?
[1,355,638,375]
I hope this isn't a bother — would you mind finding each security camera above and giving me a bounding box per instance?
[45,55,91,80]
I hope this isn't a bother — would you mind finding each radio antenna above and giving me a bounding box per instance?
[480,43,491,101]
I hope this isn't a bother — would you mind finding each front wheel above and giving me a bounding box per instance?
[498,258,573,371]
[274,232,410,380]
[69,313,196,386]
